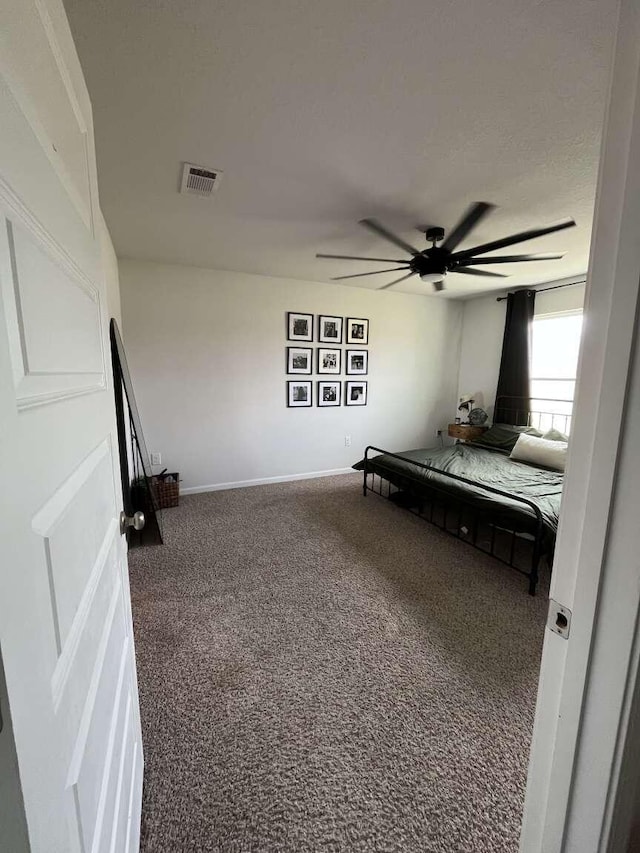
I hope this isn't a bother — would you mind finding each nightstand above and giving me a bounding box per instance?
[448,423,488,443]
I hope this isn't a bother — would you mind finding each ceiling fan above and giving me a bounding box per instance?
[316,202,576,292]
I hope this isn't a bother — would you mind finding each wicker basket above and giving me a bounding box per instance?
[152,473,180,509]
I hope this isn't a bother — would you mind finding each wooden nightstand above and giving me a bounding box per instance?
[448,423,488,442]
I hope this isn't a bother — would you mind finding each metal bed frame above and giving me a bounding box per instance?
[362,397,572,596]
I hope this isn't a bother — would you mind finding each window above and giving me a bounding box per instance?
[530,312,583,433]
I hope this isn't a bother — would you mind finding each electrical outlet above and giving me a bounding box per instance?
[436,429,443,437]
[344,435,352,447]
[150,452,162,466]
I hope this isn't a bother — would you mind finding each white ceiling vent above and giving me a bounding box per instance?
[180,162,223,197]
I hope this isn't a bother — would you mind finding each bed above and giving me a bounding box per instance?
[355,401,570,595]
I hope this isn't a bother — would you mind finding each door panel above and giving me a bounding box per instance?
[0,75,95,292]
[73,618,129,850]
[0,83,105,408]
[0,0,94,231]
[0,2,143,851]
[8,218,103,376]
[97,685,132,853]
[33,440,116,655]
[53,516,120,720]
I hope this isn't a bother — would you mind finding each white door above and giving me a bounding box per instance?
[520,0,640,849]
[0,2,143,852]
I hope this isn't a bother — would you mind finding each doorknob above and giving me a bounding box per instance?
[120,510,145,535]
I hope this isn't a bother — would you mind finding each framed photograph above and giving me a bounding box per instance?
[317,381,341,407]
[345,381,368,406]
[346,317,369,345]
[287,380,312,407]
[287,347,312,374]
[288,312,313,341]
[317,347,341,375]
[318,315,343,344]
[346,349,368,375]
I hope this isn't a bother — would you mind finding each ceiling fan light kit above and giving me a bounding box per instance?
[316,202,576,292]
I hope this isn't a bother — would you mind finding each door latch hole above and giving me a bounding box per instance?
[556,612,568,631]
[548,599,572,638]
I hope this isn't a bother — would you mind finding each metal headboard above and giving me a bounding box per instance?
[495,395,573,434]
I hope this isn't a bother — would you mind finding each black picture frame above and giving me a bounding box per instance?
[346,317,369,345]
[318,314,343,344]
[287,312,313,342]
[287,380,312,407]
[317,381,341,407]
[317,347,341,375]
[346,349,368,375]
[345,380,368,406]
[286,346,312,375]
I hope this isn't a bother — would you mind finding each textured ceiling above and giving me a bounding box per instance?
[64,0,617,298]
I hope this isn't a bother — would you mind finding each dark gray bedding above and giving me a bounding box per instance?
[354,443,563,545]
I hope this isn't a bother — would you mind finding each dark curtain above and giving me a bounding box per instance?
[494,289,535,424]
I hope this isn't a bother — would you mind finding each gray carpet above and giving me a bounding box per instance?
[129,473,548,853]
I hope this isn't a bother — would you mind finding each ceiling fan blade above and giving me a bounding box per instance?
[331,266,410,281]
[378,271,418,290]
[441,201,495,252]
[316,253,408,263]
[359,218,420,256]
[453,218,576,259]
[457,253,564,265]
[451,267,508,278]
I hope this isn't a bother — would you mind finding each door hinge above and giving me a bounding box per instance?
[548,599,572,639]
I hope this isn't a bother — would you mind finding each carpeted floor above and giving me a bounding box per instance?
[129,473,549,853]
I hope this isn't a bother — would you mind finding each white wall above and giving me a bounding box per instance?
[456,294,507,419]
[535,280,586,317]
[98,211,122,327]
[119,259,463,492]
[457,278,586,420]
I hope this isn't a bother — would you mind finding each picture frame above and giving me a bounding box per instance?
[318,314,343,344]
[317,347,341,375]
[317,381,341,407]
[346,317,369,345]
[346,349,368,375]
[345,381,368,406]
[287,380,312,407]
[287,312,313,342]
[286,346,312,375]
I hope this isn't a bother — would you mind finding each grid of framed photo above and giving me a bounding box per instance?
[285,313,369,406]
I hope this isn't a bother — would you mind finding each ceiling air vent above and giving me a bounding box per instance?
[180,162,223,198]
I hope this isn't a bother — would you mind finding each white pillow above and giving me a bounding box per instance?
[510,432,568,471]
[543,428,569,443]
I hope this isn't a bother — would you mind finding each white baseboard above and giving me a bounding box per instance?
[180,467,355,495]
